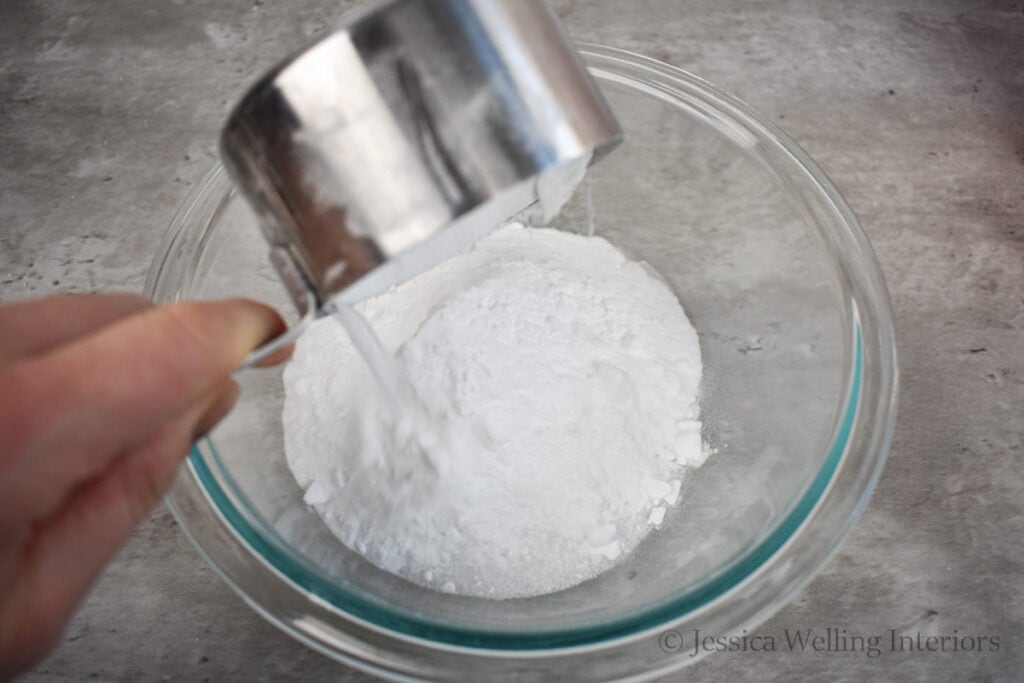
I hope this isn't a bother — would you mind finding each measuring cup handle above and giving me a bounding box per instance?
[241,288,318,368]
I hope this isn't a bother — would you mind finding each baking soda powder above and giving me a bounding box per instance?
[283,223,705,598]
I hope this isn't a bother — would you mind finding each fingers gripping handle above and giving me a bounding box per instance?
[241,297,316,367]
[241,248,320,368]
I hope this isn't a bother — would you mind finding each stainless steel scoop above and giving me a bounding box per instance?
[221,0,623,364]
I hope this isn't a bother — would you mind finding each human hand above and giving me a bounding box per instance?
[0,294,287,679]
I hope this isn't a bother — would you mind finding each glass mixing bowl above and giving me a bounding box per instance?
[145,45,897,681]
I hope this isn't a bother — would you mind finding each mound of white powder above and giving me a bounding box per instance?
[282,222,705,599]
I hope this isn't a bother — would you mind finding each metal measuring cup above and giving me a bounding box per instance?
[221,0,623,365]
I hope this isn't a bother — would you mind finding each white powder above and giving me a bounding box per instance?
[282,222,706,599]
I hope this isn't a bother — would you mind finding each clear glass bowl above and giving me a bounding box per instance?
[145,45,897,681]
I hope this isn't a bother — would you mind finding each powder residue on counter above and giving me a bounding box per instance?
[283,222,706,599]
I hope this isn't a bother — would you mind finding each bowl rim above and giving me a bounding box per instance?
[147,43,897,678]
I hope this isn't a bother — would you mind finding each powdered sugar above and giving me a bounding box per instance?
[282,222,706,598]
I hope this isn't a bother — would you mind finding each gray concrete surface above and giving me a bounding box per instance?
[2,0,1022,680]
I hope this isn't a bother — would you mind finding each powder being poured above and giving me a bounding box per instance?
[282,222,705,599]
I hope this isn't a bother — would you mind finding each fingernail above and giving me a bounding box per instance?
[216,299,287,365]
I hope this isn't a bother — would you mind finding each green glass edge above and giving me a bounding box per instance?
[190,330,862,650]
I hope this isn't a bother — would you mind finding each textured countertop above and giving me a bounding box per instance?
[3,1,1022,680]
